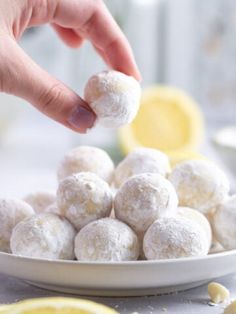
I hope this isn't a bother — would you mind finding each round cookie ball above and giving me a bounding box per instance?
[57,146,114,183]
[75,218,139,261]
[143,216,209,260]
[114,173,178,234]
[169,160,230,214]
[23,191,55,213]
[10,213,76,260]
[0,199,34,253]
[84,70,141,128]
[113,147,170,188]
[212,195,236,250]
[57,172,113,230]
[177,206,212,250]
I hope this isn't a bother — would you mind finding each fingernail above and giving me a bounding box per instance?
[68,105,96,133]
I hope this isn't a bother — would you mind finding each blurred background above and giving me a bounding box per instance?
[0,0,236,196]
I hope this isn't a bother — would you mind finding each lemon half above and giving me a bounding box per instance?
[0,297,118,314]
[119,86,204,165]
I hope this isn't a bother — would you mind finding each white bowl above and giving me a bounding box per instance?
[0,250,236,296]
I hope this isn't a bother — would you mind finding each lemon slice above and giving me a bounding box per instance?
[0,306,9,313]
[0,297,118,314]
[119,86,204,164]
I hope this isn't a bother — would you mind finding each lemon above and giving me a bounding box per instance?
[119,86,204,165]
[0,306,9,312]
[0,297,118,314]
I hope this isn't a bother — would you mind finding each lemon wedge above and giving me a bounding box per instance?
[0,297,118,314]
[119,86,204,165]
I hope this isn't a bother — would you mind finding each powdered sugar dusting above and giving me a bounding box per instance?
[10,213,76,260]
[75,218,139,261]
[57,172,113,230]
[143,216,209,260]
[57,146,114,183]
[177,206,212,250]
[0,199,34,253]
[84,71,141,128]
[113,147,171,188]
[23,191,55,213]
[114,173,178,234]
[169,160,230,214]
[212,195,236,250]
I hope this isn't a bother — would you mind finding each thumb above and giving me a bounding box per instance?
[0,36,96,133]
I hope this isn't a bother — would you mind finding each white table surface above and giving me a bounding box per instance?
[0,273,236,314]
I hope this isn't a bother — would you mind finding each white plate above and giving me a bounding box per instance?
[0,251,236,297]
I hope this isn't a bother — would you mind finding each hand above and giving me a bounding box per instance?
[0,0,141,133]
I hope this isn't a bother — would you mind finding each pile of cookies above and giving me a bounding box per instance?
[0,145,235,262]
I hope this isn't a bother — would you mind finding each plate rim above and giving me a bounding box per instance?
[1,249,236,267]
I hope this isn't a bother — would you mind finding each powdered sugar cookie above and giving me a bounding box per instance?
[75,218,139,261]
[57,146,114,183]
[10,213,76,260]
[143,216,209,260]
[57,172,113,230]
[169,160,229,214]
[114,173,178,234]
[0,198,34,253]
[84,71,141,128]
[113,147,170,188]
